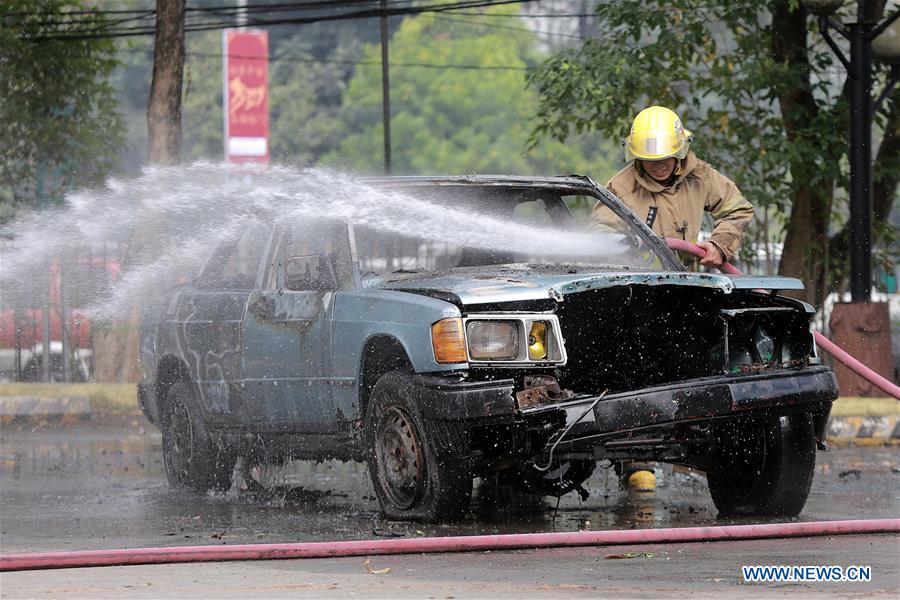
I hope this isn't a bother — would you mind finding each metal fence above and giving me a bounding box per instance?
[0,239,123,383]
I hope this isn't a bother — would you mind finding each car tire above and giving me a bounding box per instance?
[365,371,473,522]
[161,383,235,493]
[707,413,816,517]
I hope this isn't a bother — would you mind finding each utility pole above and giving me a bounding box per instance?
[147,0,187,165]
[380,0,392,175]
[237,0,247,28]
[847,1,876,302]
[41,266,51,382]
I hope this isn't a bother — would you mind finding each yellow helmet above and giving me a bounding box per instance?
[624,106,693,162]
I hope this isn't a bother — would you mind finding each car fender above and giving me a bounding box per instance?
[332,289,464,419]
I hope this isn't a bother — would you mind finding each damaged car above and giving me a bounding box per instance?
[138,175,837,521]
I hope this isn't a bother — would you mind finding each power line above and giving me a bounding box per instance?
[9,0,529,37]
[454,10,596,18]
[433,13,585,40]
[1,0,408,19]
[11,0,537,41]
[6,1,405,30]
[189,0,417,15]
[124,46,529,71]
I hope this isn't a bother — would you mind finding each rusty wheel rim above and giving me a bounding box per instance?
[164,400,195,484]
[375,405,426,510]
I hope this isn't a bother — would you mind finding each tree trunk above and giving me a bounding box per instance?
[93,0,186,382]
[90,306,143,383]
[147,0,186,165]
[771,2,835,306]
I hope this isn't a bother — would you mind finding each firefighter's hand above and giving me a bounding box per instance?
[698,242,725,268]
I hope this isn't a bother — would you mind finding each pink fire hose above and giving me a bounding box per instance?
[665,238,900,400]
[1,519,897,571]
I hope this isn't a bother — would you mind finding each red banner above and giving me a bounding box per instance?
[223,30,269,164]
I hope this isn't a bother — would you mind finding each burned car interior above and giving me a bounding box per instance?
[139,175,837,522]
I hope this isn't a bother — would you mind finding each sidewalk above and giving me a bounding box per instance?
[1,384,898,444]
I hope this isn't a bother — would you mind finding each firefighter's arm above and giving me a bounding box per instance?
[705,174,754,260]
[589,183,627,233]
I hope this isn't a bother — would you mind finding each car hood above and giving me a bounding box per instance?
[375,266,804,306]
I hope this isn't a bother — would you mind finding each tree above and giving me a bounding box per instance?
[0,0,124,221]
[147,0,186,165]
[528,0,899,306]
[327,6,615,177]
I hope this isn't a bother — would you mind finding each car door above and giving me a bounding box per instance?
[240,222,348,429]
[175,223,271,424]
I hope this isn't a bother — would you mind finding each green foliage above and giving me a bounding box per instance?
[530,0,848,213]
[0,0,124,221]
[328,7,616,177]
[181,31,358,165]
[181,32,225,161]
[268,37,353,165]
[529,0,900,293]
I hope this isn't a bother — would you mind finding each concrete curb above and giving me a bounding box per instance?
[0,395,92,422]
[825,416,900,446]
[826,397,899,446]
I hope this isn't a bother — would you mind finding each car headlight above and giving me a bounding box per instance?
[466,320,519,360]
[432,315,567,365]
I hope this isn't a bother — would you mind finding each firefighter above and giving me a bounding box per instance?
[591,105,754,269]
[593,106,755,491]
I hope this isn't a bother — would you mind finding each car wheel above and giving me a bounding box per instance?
[161,383,235,493]
[707,414,816,517]
[365,371,473,522]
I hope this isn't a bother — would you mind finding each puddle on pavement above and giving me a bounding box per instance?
[1,419,897,553]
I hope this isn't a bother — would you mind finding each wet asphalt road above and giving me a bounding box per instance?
[1,416,898,598]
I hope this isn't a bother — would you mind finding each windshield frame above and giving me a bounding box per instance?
[346,177,684,286]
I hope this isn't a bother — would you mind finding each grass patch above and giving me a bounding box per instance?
[0,383,137,411]
[830,397,900,417]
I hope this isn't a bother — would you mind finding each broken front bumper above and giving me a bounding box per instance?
[522,366,838,450]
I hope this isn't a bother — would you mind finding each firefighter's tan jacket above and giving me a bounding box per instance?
[591,151,754,261]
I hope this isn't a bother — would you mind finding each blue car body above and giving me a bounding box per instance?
[139,175,837,520]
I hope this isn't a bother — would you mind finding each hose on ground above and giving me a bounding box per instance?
[1,519,897,571]
[665,237,900,400]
